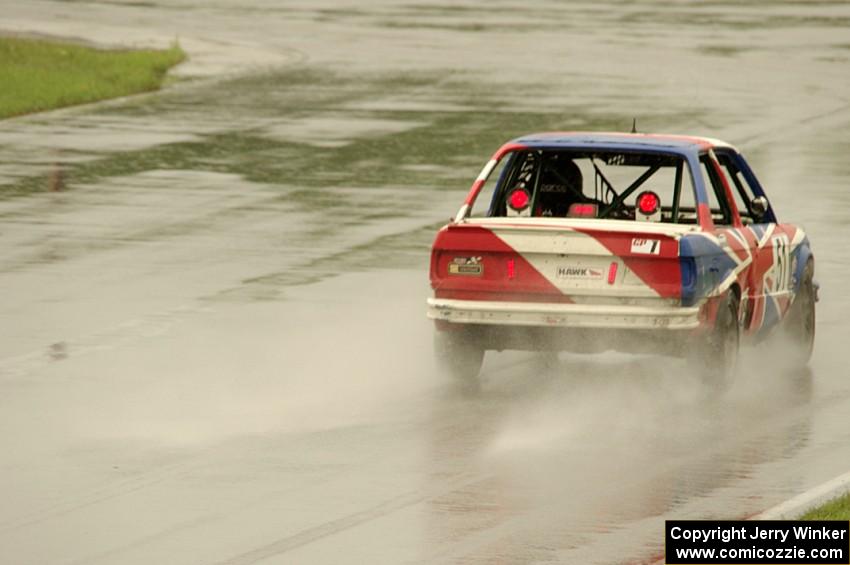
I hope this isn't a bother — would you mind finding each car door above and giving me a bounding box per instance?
[713,149,793,335]
[697,151,762,331]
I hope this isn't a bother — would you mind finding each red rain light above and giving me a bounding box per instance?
[508,189,530,211]
[637,191,660,215]
[507,258,516,279]
[607,261,618,285]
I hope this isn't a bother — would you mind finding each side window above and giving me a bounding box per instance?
[490,151,541,217]
[716,152,757,223]
[699,155,732,225]
[468,155,513,217]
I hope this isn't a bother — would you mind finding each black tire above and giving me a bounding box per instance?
[696,292,740,392]
[434,329,484,393]
[782,261,816,368]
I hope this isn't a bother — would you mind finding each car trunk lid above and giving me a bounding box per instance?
[430,218,698,305]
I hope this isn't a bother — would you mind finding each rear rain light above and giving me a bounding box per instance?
[637,191,660,215]
[607,261,618,285]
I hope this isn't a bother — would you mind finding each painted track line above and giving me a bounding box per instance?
[648,471,850,563]
[753,469,850,520]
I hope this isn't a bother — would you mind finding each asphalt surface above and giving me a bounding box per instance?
[2,1,850,563]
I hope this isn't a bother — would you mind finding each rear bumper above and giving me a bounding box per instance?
[426,298,700,330]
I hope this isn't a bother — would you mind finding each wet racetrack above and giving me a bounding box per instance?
[2,1,850,563]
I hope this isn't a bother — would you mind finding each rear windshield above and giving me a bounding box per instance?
[473,149,698,224]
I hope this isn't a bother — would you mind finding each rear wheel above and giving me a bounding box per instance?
[696,292,740,392]
[434,329,484,393]
[781,261,815,368]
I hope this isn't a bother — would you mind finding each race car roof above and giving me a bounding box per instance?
[507,132,737,155]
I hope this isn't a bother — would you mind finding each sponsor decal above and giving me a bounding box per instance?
[631,238,661,255]
[449,256,483,276]
[557,266,604,280]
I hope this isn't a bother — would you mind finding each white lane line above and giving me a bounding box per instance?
[753,469,850,520]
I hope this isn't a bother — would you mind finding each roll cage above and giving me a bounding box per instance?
[483,149,700,224]
[463,143,776,228]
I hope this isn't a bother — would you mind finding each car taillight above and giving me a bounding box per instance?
[680,257,695,287]
[507,258,515,279]
[680,257,697,306]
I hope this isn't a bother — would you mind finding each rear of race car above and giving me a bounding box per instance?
[428,217,706,356]
[426,133,767,386]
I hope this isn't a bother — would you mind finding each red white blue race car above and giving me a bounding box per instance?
[428,133,816,389]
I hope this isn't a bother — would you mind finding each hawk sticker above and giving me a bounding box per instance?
[557,266,604,280]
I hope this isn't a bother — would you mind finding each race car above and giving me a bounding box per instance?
[427,132,816,390]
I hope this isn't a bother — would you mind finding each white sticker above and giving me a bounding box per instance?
[630,238,661,255]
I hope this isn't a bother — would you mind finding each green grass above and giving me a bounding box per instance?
[0,37,185,119]
[801,492,850,520]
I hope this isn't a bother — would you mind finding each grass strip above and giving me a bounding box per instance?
[0,36,185,119]
[801,492,850,520]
